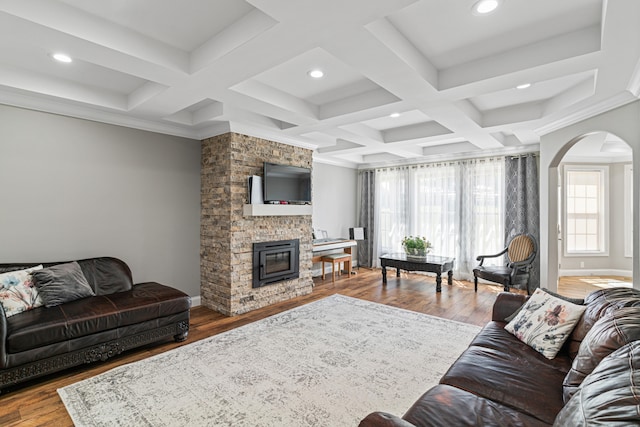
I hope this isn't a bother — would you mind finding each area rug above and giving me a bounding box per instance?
[58,294,481,427]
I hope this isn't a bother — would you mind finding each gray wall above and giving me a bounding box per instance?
[0,105,201,297]
[312,162,358,238]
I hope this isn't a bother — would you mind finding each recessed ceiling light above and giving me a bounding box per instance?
[516,83,531,89]
[308,69,324,79]
[52,53,72,63]
[390,112,401,118]
[472,0,500,15]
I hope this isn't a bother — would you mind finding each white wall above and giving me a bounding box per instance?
[311,162,358,238]
[540,100,640,290]
[311,161,358,274]
[0,105,202,297]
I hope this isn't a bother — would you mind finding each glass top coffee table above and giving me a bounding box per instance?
[379,253,455,292]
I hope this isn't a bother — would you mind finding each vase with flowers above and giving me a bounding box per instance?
[402,236,433,259]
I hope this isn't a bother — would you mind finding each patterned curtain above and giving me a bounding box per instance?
[505,154,540,290]
[357,169,376,267]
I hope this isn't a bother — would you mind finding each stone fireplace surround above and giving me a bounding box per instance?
[201,132,313,316]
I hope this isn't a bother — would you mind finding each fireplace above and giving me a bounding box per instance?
[253,239,300,288]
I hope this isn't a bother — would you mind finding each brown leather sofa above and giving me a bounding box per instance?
[360,287,640,427]
[0,257,191,392]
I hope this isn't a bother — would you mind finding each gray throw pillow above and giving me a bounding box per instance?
[32,261,95,307]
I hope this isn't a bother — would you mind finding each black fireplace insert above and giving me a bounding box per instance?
[252,239,300,288]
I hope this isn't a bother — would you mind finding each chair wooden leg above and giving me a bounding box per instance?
[322,261,325,280]
[474,276,478,292]
[331,261,336,282]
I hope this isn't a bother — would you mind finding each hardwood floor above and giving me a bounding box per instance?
[557,275,632,299]
[0,268,628,426]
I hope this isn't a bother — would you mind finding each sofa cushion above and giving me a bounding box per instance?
[440,322,571,425]
[77,257,133,295]
[7,297,120,353]
[554,341,640,426]
[562,306,640,403]
[401,385,549,427]
[32,261,95,307]
[6,282,190,353]
[469,322,572,372]
[102,282,191,327]
[0,257,134,296]
[567,287,640,358]
[505,288,585,359]
[0,265,43,317]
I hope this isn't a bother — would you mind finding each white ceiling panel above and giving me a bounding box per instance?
[469,71,596,112]
[362,110,432,131]
[59,0,256,51]
[0,0,637,168]
[387,0,603,69]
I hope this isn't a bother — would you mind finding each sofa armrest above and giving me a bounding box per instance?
[359,412,416,427]
[492,292,528,322]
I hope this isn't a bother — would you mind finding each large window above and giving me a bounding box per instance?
[375,158,505,279]
[563,165,608,255]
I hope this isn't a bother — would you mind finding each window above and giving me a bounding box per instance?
[563,165,608,255]
[375,158,505,279]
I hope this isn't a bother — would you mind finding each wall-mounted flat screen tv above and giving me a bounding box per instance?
[263,162,311,204]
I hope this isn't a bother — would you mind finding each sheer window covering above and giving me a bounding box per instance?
[374,158,505,280]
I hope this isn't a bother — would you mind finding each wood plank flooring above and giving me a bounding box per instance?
[557,275,632,299]
[0,268,628,426]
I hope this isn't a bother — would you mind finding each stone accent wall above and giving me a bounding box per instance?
[201,132,313,316]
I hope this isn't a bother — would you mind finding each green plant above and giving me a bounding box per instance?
[401,236,432,254]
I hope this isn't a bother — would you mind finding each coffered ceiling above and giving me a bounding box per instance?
[1,0,639,167]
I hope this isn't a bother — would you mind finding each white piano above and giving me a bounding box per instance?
[311,238,357,263]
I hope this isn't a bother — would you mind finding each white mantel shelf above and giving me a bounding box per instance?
[243,204,312,217]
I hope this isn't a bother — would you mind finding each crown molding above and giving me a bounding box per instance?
[0,89,199,140]
[311,154,359,169]
[356,144,540,170]
[561,155,632,164]
[535,92,637,136]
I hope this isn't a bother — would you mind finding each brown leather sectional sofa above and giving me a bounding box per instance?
[0,257,191,392]
[360,287,640,426]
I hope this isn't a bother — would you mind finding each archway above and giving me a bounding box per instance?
[540,101,640,293]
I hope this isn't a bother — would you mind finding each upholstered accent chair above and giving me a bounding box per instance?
[473,233,537,294]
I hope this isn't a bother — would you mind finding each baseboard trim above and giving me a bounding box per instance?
[559,269,632,277]
[191,296,201,307]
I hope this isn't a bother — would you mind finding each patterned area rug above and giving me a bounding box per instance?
[59,294,481,427]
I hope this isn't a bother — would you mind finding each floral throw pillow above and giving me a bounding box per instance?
[0,265,44,317]
[505,288,586,359]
